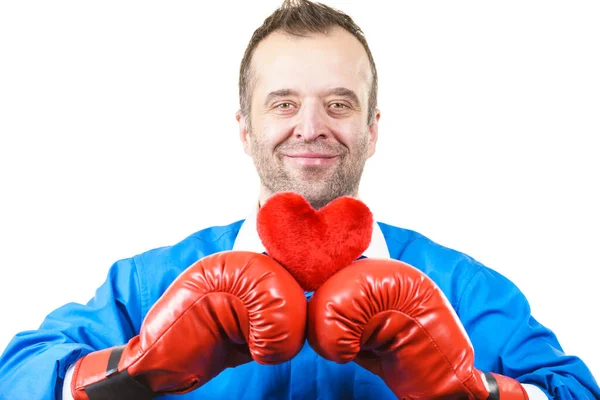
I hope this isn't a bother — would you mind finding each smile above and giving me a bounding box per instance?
[283,153,339,166]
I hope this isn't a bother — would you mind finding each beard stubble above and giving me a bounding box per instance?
[248,130,369,209]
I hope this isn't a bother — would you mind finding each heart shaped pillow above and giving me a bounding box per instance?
[256,192,373,292]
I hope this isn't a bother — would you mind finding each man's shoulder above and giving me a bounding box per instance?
[376,221,467,261]
[184,218,246,247]
[132,219,244,269]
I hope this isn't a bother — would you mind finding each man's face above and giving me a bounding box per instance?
[238,26,379,209]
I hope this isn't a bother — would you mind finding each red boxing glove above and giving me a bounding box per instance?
[71,251,307,399]
[307,258,529,400]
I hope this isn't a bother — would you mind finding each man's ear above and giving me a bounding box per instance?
[236,110,252,156]
[367,108,380,158]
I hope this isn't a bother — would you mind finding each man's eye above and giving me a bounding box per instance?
[277,103,293,109]
[330,103,347,109]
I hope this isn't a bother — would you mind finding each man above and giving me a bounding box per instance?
[0,0,598,399]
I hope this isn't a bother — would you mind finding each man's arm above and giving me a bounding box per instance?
[458,266,599,399]
[0,258,143,399]
[306,257,599,399]
[391,230,600,398]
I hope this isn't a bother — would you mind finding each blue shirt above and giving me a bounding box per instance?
[0,218,598,399]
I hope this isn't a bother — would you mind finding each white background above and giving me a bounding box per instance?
[1,0,598,382]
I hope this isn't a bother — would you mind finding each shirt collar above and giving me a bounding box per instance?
[232,205,390,259]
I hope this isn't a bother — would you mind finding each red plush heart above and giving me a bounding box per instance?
[256,192,373,292]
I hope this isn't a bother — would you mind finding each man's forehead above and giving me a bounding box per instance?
[249,27,372,94]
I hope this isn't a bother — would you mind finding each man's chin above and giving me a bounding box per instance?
[288,167,336,183]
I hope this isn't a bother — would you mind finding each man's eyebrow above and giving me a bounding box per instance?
[264,89,298,107]
[325,87,360,106]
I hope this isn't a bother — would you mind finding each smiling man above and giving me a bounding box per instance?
[238,25,378,210]
[0,0,599,399]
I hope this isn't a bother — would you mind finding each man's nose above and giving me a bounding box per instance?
[293,104,331,142]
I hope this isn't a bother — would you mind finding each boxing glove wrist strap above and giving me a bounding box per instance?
[76,346,157,400]
[484,372,500,400]
[84,370,156,400]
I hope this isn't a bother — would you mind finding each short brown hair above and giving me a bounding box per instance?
[239,0,378,124]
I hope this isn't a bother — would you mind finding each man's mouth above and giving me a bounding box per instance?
[283,153,339,166]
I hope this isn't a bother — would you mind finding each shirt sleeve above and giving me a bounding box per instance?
[457,266,600,399]
[523,383,551,399]
[0,258,143,400]
[62,364,76,400]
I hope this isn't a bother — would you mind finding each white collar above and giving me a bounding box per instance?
[232,206,390,259]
